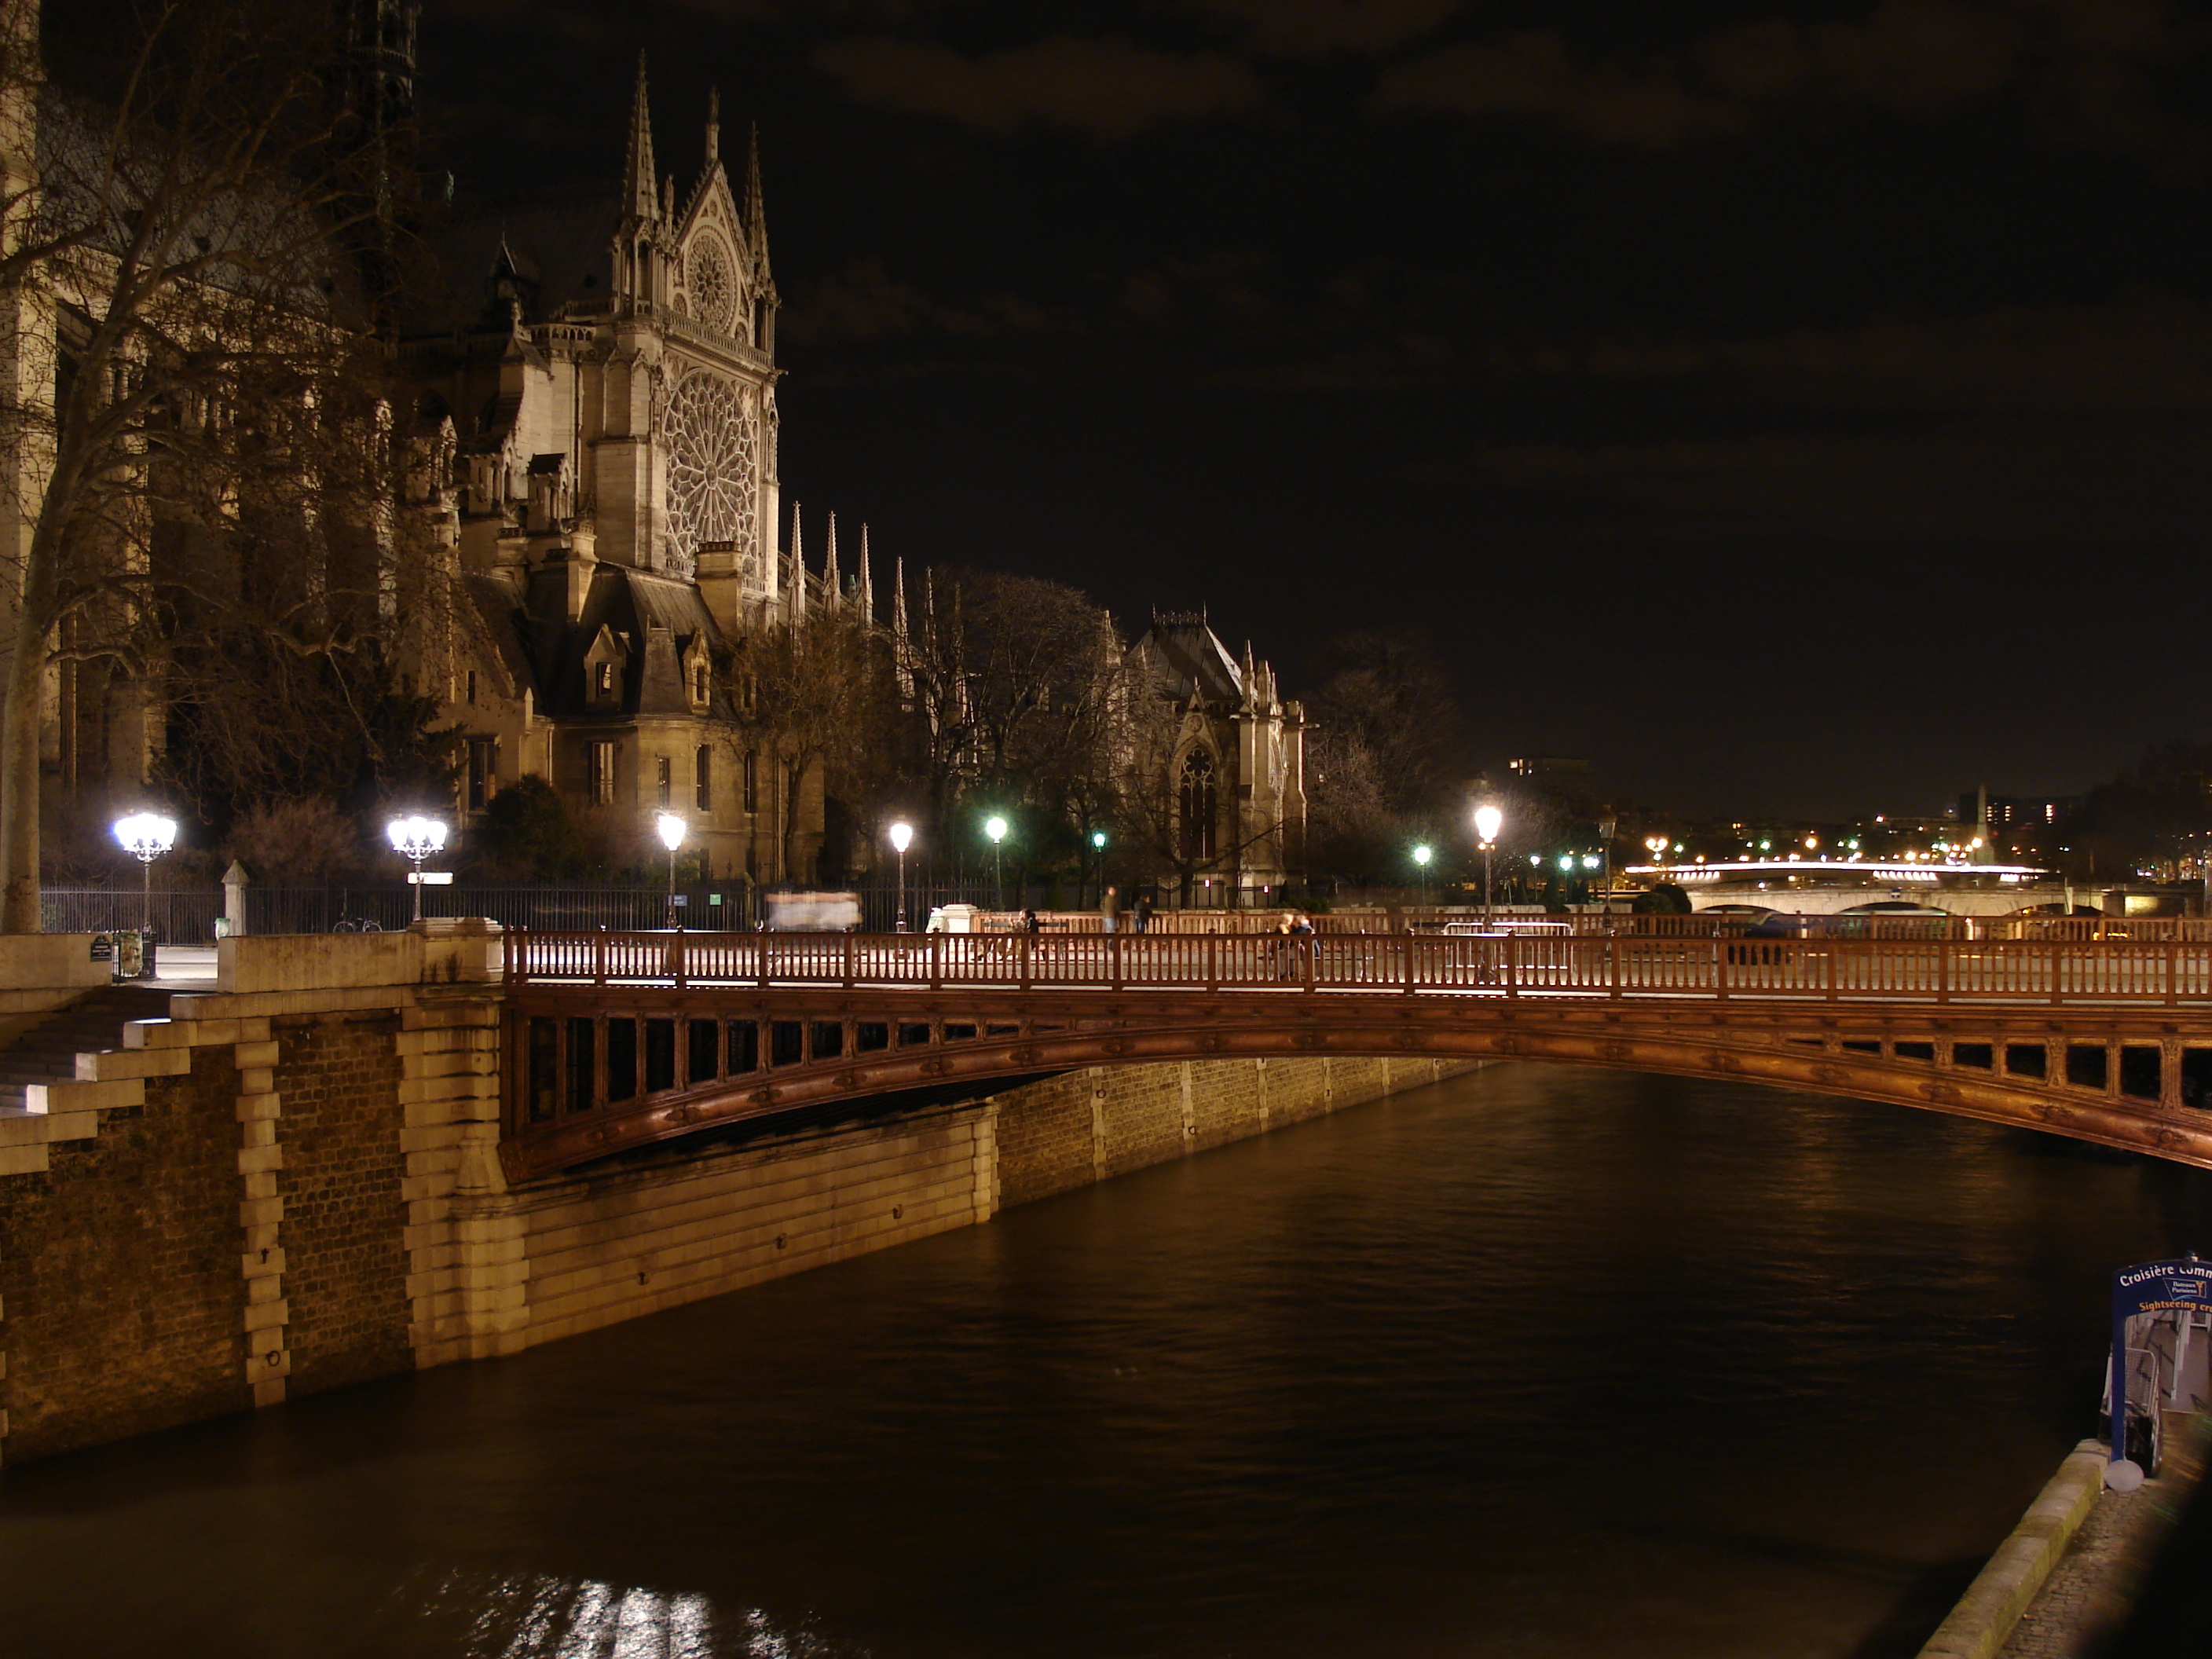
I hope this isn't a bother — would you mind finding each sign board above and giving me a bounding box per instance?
[2108,1255,2212,1480]
[406,871,455,885]
[672,894,688,907]
[89,935,112,962]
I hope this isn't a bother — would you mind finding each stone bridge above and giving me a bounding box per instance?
[499,930,2212,1180]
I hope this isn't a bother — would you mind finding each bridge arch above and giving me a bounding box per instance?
[500,989,2212,1180]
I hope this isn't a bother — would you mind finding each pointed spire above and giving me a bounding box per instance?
[623,53,660,225]
[745,123,771,272]
[892,555,912,700]
[1241,639,1258,711]
[787,502,804,636]
[823,512,842,611]
[858,524,874,621]
[705,86,720,167]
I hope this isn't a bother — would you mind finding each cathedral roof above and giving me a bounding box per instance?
[1130,613,1246,709]
[519,561,727,720]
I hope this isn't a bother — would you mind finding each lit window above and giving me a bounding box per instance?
[595,661,614,696]
[590,741,616,806]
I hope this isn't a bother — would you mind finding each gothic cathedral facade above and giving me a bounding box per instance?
[402,59,823,884]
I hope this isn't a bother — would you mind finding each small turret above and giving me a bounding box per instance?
[786,502,804,636]
[858,524,875,621]
[823,512,842,612]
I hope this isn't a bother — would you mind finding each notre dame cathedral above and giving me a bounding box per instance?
[401,57,832,884]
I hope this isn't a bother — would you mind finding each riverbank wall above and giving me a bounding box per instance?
[0,930,1476,1466]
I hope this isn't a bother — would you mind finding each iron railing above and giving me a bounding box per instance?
[501,928,2212,1006]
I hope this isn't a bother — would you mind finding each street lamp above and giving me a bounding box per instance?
[888,820,914,931]
[1412,843,1432,906]
[113,811,177,936]
[656,811,687,927]
[1474,803,1502,926]
[386,815,448,923]
[1091,828,1108,907]
[984,815,1009,910]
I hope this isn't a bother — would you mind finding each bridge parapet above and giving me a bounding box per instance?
[496,931,2212,1181]
[504,928,2212,1006]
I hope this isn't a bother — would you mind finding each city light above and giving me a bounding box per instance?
[113,811,178,936]
[1474,804,1503,924]
[888,821,914,931]
[386,815,449,923]
[655,812,687,926]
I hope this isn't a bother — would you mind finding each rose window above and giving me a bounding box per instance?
[663,371,756,578]
[687,234,736,335]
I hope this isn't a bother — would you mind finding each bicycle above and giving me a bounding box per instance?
[331,914,383,933]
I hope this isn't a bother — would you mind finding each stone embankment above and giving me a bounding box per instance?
[1918,1422,2207,1659]
[0,928,1477,1465]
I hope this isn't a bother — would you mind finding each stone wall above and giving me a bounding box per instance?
[0,1044,247,1460]
[993,1055,1479,1207]
[0,930,1478,1465]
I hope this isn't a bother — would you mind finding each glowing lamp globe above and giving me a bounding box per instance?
[1473,804,1502,845]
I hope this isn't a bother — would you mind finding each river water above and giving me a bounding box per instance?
[5,1064,2210,1658]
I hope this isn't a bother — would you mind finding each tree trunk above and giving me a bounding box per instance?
[0,593,46,933]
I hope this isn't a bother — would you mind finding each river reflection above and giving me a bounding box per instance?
[5,1064,2208,1658]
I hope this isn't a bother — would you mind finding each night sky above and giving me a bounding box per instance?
[416,2,2212,819]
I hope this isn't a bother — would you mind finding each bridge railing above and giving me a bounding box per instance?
[500,928,2212,1005]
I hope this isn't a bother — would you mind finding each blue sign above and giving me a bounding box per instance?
[2109,1254,2212,1471]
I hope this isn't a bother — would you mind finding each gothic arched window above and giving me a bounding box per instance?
[1179,749,1218,864]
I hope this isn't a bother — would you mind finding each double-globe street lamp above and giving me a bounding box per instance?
[113,811,178,936]
[1473,803,1502,927]
[655,812,687,927]
[386,815,448,924]
[888,820,914,931]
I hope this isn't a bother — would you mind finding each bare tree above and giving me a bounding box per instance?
[723,600,907,881]
[0,0,412,928]
[900,566,1123,857]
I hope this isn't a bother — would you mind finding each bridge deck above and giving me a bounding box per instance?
[493,932,2212,1181]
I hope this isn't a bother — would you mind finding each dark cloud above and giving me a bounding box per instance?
[1375,0,2210,160]
[1169,0,1467,59]
[811,32,1264,138]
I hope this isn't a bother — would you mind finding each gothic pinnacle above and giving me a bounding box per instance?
[705,86,720,166]
[623,52,659,224]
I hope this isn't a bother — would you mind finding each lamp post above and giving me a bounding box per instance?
[113,811,177,936]
[656,812,687,927]
[1091,828,1108,908]
[984,815,1009,911]
[888,820,914,931]
[1474,803,1502,927]
[386,815,448,924]
[1412,843,1432,906]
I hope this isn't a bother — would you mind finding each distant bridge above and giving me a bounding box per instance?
[496,930,2212,1180]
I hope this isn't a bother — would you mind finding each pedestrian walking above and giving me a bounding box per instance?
[1133,893,1154,934]
[1101,884,1119,935]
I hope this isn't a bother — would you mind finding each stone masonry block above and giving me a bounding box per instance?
[0,1143,49,1176]
[234,1093,280,1123]
[242,1248,287,1279]
[236,1143,284,1177]
[232,1040,280,1069]
[79,1047,192,1082]
[240,1196,285,1229]
[244,1301,290,1337]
